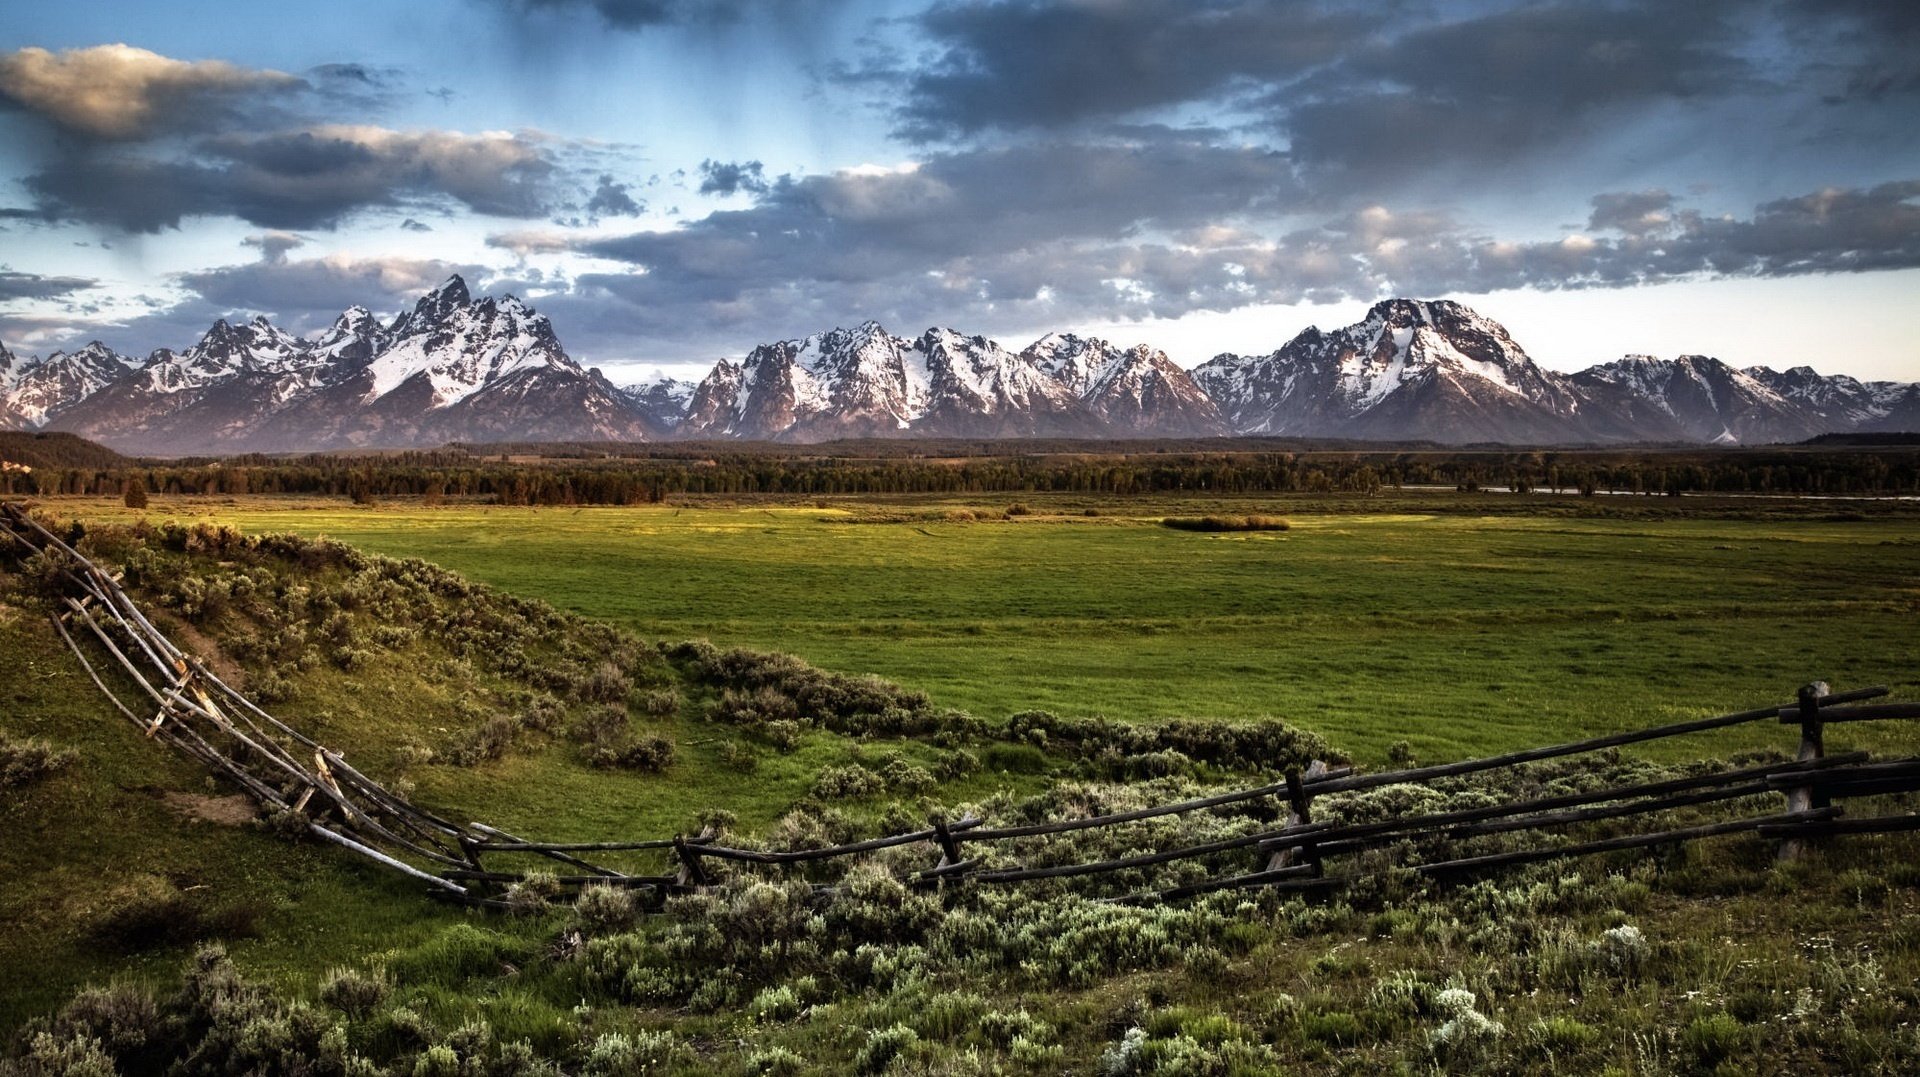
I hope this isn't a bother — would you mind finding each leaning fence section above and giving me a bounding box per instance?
[5,501,1918,913]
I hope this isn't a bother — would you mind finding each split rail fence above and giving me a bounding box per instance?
[7,501,1919,912]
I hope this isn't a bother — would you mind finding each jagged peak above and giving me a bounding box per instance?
[430,274,471,305]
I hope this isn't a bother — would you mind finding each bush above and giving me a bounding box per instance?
[318,966,390,1019]
[587,735,676,773]
[1682,1013,1747,1067]
[504,872,562,917]
[577,662,631,704]
[1159,515,1289,532]
[574,885,638,934]
[0,733,77,789]
[637,687,681,717]
[446,714,521,767]
[811,764,885,800]
[853,1025,919,1075]
[581,1031,682,1076]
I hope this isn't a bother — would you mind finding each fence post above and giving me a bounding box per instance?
[1779,681,1829,862]
[1268,760,1326,876]
[673,830,712,890]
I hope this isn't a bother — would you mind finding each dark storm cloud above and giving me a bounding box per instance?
[582,138,1297,285]
[2,44,578,233]
[1280,2,1751,179]
[1587,190,1674,235]
[481,0,834,30]
[697,159,768,197]
[23,127,562,232]
[886,0,1374,140]
[0,270,97,303]
[585,174,644,218]
[514,170,1920,358]
[177,252,493,329]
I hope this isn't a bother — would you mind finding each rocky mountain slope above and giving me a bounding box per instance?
[27,277,660,454]
[2,287,1912,451]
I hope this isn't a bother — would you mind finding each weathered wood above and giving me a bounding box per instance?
[962,769,1353,842]
[673,833,711,888]
[1115,868,1343,905]
[467,823,627,878]
[969,824,1330,884]
[1780,702,1920,724]
[691,816,983,865]
[1772,685,1889,717]
[1761,814,1920,838]
[439,868,675,887]
[1420,808,1839,877]
[1309,702,1805,797]
[1780,682,1829,861]
[1267,753,1865,856]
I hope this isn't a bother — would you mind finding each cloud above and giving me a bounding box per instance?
[241,231,308,263]
[515,170,1920,361]
[1587,190,1675,235]
[176,252,493,326]
[486,229,576,257]
[1279,2,1752,181]
[585,174,643,218]
[400,218,434,232]
[24,125,563,231]
[884,0,1370,140]
[0,44,301,140]
[0,270,97,304]
[480,0,836,30]
[697,159,768,196]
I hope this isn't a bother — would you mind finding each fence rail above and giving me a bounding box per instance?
[6,501,1918,912]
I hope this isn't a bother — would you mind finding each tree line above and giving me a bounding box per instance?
[4,447,1919,504]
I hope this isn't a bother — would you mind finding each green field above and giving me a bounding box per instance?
[76,493,1920,764]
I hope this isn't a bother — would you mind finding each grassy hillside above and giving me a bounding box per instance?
[53,493,1920,765]
[3,500,1919,1073]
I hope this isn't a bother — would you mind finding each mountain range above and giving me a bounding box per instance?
[2,277,1914,454]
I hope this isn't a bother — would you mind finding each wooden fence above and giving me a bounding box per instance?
[6,501,1919,912]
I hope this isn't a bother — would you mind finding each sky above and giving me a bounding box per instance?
[0,0,1916,386]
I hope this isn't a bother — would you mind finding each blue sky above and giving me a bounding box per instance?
[2,0,1916,384]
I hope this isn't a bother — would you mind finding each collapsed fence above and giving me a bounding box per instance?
[6,500,1919,912]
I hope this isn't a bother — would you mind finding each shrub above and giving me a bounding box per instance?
[811,764,884,800]
[853,1025,919,1075]
[319,967,390,1019]
[637,687,681,717]
[577,662,631,704]
[446,714,521,767]
[745,1046,806,1075]
[1682,1013,1747,1067]
[123,477,149,509]
[574,886,639,934]
[50,984,162,1060]
[571,706,629,748]
[719,741,760,773]
[504,872,562,917]
[879,757,935,792]
[0,733,77,789]
[745,985,802,1022]
[1159,515,1289,532]
[588,735,676,773]
[1429,988,1504,1067]
[581,1031,683,1076]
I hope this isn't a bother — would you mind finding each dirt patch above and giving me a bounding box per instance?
[161,791,258,826]
[161,615,248,688]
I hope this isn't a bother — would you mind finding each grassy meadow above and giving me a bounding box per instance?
[67,492,1920,765]
[6,489,1920,1072]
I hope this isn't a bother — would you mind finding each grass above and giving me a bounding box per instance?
[4,492,1920,1073]
[57,491,1920,765]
